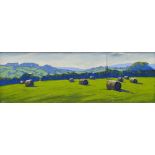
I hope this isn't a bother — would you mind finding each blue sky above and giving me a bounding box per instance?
[0,52,154,69]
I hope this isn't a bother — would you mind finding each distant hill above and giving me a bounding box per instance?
[0,65,47,78]
[84,66,106,73]
[83,64,131,73]
[110,63,132,69]
[150,64,155,69]
[0,63,73,78]
[58,67,84,72]
[84,62,154,73]
[128,62,154,71]
[5,63,19,67]
[0,62,154,78]
[20,63,40,68]
[5,63,40,68]
[40,65,72,74]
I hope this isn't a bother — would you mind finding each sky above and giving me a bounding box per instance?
[0,52,155,69]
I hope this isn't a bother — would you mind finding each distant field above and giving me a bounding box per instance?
[0,77,155,103]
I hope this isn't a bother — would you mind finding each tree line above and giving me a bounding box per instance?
[0,69,155,86]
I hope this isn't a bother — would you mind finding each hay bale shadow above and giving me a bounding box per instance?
[25,85,38,88]
[137,82,143,85]
[81,84,90,86]
[131,82,143,85]
[119,89,134,94]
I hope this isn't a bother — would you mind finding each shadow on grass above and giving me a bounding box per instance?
[119,89,134,94]
[79,84,90,86]
[130,82,143,85]
[25,86,38,88]
[137,82,143,85]
[103,88,134,94]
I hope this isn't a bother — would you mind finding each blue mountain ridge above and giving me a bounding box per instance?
[0,62,154,78]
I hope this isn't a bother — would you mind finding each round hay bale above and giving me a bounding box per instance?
[20,80,25,84]
[90,76,95,80]
[106,80,121,91]
[69,78,74,82]
[117,77,124,82]
[25,79,34,87]
[79,79,88,85]
[124,76,129,79]
[130,78,138,83]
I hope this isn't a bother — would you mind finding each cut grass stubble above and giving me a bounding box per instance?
[0,77,155,103]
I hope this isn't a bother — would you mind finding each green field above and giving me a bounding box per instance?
[0,77,155,103]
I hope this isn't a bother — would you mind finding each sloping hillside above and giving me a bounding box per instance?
[0,65,48,78]
[0,63,73,78]
[128,62,154,71]
[0,62,154,78]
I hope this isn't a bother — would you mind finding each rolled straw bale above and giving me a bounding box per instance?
[130,78,138,83]
[25,79,34,87]
[106,80,121,91]
[69,78,74,82]
[79,79,89,85]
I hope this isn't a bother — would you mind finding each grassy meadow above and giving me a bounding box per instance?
[0,77,155,103]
